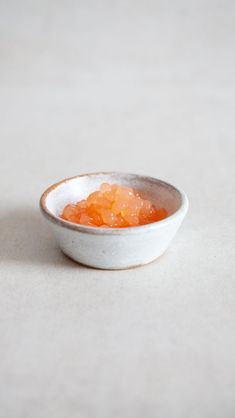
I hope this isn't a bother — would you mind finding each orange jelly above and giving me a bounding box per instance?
[60,183,168,228]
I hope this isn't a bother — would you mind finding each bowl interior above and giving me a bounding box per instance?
[44,173,183,219]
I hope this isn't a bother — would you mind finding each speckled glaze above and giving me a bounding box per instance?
[40,172,189,270]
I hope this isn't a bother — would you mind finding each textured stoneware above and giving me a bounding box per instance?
[40,172,189,270]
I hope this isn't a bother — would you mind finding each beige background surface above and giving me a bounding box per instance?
[0,0,235,417]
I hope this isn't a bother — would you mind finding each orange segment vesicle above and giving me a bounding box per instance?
[60,183,168,228]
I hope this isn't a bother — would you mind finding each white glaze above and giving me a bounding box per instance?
[40,173,188,269]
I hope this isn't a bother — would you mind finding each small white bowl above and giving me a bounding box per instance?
[40,172,188,270]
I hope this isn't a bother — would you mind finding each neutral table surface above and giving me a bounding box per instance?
[0,1,235,417]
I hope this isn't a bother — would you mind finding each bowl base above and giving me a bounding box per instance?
[61,249,166,271]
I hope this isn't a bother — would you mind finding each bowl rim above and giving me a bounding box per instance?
[39,172,189,235]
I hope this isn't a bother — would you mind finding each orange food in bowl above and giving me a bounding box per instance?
[60,183,168,228]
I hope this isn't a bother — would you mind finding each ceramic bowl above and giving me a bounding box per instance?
[40,172,188,270]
